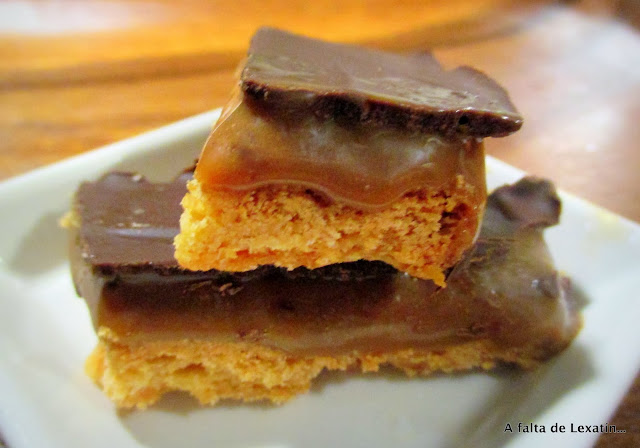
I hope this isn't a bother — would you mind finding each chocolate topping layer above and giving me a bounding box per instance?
[242,27,523,137]
[74,171,190,269]
[487,178,561,230]
[70,171,580,358]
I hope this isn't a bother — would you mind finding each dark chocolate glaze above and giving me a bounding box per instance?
[74,171,189,269]
[69,172,580,358]
[241,27,523,138]
[486,177,561,232]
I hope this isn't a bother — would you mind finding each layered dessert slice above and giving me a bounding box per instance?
[67,171,580,409]
[174,28,524,285]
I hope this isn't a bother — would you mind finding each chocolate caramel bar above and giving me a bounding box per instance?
[174,28,524,285]
[68,171,580,409]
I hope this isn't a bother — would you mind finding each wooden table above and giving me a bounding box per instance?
[1,0,638,446]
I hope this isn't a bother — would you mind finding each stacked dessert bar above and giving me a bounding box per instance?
[67,28,580,409]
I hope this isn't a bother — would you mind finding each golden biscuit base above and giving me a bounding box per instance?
[175,176,484,286]
[86,327,541,409]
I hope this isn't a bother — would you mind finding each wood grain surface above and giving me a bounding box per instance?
[1,0,638,446]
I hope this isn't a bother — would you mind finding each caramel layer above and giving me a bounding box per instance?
[195,95,486,209]
[94,245,576,358]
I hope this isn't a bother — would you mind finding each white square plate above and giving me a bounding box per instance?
[1,110,639,448]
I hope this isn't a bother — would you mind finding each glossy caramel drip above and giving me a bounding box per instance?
[195,94,486,209]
